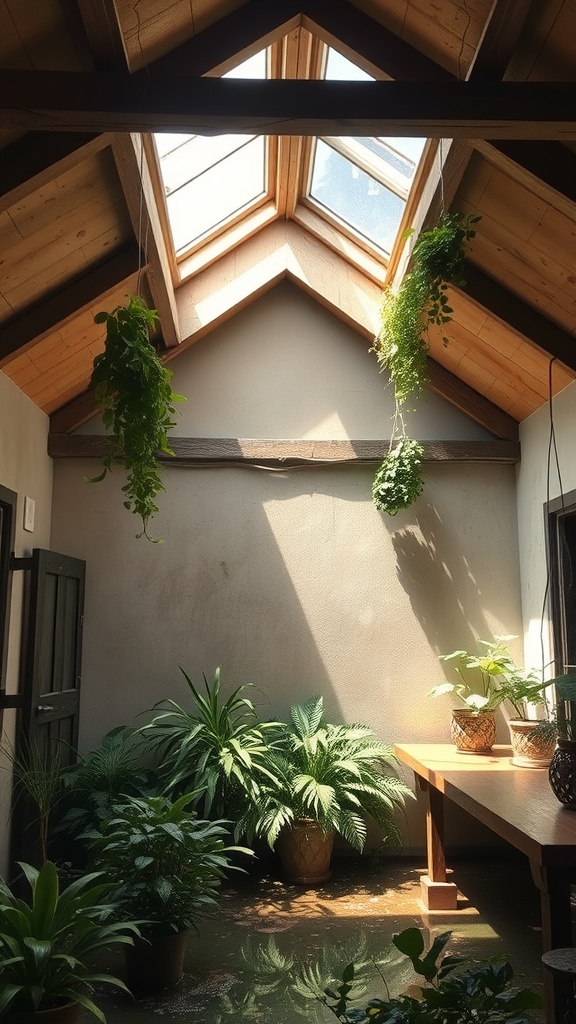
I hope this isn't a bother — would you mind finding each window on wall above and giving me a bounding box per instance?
[548,491,576,674]
[0,485,16,697]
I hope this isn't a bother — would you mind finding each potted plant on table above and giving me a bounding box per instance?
[85,792,252,993]
[428,639,513,752]
[236,696,413,885]
[0,860,139,1023]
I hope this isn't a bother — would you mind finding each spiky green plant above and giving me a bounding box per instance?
[237,696,412,850]
[3,735,64,865]
[140,667,278,820]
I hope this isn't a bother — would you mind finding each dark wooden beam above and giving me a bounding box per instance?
[47,434,521,465]
[461,262,576,374]
[426,358,519,442]
[472,140,576,218]
[75,0,127,71]
[301,0,451,81]
[0,131,110,213]
[467,0,536,80]
[152,0,302,77]
[0,245,139,363]
[1,75,575,138]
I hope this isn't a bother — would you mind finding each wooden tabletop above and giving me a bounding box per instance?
[394,743,576,867]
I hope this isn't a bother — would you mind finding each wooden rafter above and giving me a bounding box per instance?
[460,263,576,375]
[467,0,537,80]
[76,0,127,71]
[0,245,140,364]
[0,132,111,214]
[1,74,575,138]
[47,434,521,465]
[472,140,576,218]
[111,134,180,348]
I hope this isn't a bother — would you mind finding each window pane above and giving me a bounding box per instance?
[160,135,256,196]
[167,136,266,253]
[310,140,405,254]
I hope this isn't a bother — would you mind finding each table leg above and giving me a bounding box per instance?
[530,861,574,1024]
[417,775,458,911]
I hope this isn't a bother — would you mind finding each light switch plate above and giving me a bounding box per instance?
[23,496,35,532]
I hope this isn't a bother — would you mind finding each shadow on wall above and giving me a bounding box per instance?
[389,501,496,661]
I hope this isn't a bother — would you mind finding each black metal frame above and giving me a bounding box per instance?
[0,484,17,721]
[546,487,576,675]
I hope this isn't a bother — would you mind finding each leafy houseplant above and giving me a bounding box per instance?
[2,736,64,866]
[0,860,139,1022]
[140,667,278,821]
[86,792,251,991]
[323,926,542,1024]
[372,213,479,517]
[89,295,184,541]
[237,696,413,884]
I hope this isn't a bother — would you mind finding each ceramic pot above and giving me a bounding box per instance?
[508,720,555,768]
[450,709,496,753]
[277,819,334,885]
[125,929,188,993]
[7,1002,81,1023]
[549,739,576,808]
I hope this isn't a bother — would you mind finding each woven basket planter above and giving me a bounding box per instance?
[450,709,496,753]
[277,820,334,885]
[549,739,576,808]
[508,720,555,768]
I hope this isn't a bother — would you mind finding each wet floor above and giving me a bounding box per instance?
[90,855,545,1023]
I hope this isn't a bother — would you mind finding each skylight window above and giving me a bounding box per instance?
[306,49,426,258]
[154,50,269,258]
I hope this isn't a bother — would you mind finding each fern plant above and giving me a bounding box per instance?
[372,213,479,517]
[237,696,412,851]
[89,295,184,541]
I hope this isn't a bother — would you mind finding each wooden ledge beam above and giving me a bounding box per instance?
[1,76,575,139]
[461,263,576,374]
[47,435,521,465]
[0,245,140,364]
[0,132,111,213]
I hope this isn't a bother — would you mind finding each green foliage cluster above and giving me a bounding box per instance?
[89,295,184,540]
[323,926,542,1024]
[236,695,412,851]
[375,213,480,404]
[0,860,138,1020]
[372,438,424,516]
[86,793,249,935]
[372,213,479,518]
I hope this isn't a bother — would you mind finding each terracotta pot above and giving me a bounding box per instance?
[125,929,188,993]
[549,739,576,809]
[277,819,334,885]
[450,709,496,753]
[508,720,555,768]
[7,1002,81,1023]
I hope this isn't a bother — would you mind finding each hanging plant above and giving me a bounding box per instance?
[372,437,424,516]
[89,295,184,542]
[372,212,480,516]
[374,212,480,403]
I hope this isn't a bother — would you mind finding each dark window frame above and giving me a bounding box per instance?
[546,487,576,674]
[0,484,17,700]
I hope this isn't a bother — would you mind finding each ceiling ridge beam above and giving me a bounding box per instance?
[460,262,576,375]
[0,244,140,364]
[0,132,112,214]
[47,434,521,465]
[300,0,451,81]
[2,75,575,138]
[151,0,302,77]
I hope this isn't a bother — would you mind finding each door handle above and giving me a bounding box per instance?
[37,705,55,712]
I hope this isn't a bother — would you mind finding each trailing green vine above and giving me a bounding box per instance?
[372,212,480,516]
[89,295,184,542]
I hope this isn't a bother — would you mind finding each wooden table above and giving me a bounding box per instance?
[394,743,576,1024]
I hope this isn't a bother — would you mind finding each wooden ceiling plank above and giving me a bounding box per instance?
[0,131,112,214]
[472,140,576,218]
[426,358,519,441]
[300,0,452,81]
[467,0,537,81]
[152,0,302,77]
[460,262,576,374]
[0,244,140,364]
[1,75,576,138]
[47,433,521,465]
[111,133,180,347]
